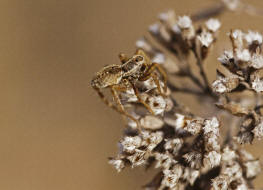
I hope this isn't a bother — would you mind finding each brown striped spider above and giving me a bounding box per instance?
[91,49,167,129]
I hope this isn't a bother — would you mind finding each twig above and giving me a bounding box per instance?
[168,81,203,96]
[186,68,206,91]
[191,3,226,22]
[168,81,205,96]
[192,49,212,94]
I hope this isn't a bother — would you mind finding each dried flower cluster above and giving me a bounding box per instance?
[212,145,261,190]
[91,1,263,190]
[213,29,263,144]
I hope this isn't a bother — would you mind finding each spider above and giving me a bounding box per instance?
[91,49,167,130]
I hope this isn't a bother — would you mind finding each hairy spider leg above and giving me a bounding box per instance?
[119,53,129,64]
[139,72,166,97]
[92,86,121,112]
[110,85,142,132]
[143,63,168,93]
[129,81,155,115]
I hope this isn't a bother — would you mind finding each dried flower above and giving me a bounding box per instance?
[245,30,263,45]
[140,115,164,130]
[250,53,263,69]
[205,18,221,32]
[177,16,192,29]
[244,160,261,178]
[120,136,142,153]
[198,31,213,47]
[108,158,125,172]
[161,166,183,189]
[251,77,263,92]
[252,119,263,139]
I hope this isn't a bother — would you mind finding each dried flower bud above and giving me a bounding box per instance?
[136,38,155,54]
[203,117,220,136]
[159,10,177,29]
[175,114,189,129]
[152,53,165,64]
[140,115,164,130]
[222,146,237,162]
[154,152,176,169]
[183,152,202,168]
[251,77,263,92]
[250,53,263,69]
[108,158,125,172]
[218,50,234,65]
[177,16,192,29]
[164,113,191,132]
[141,131,163,151]
[212,176,228,190]
[164,138,183,154]
[222,161,243,179]
[212,76,240,93]
[235,130,254,144]
[252,119,263,139]
[245,30,263,45]
[205,18,221,33]
[127,149,148,167]
[206,135,221,151]
[244,160,261,178]
[204,151,221,168]
[236,49,251,62]
[120,136,142,153]
[177,16,195,41]
[161,165,183,189]
[149,23,160,35]
[184,119,203,135]
[198,31,214,47]
[141,94,167,115]
[165,97,174,112]
[182,168,200,185]
[222,0,240,11]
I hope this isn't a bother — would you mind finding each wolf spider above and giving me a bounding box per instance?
[91,49,167,130]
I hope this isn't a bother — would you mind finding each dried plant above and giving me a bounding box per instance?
[91,0,263,189]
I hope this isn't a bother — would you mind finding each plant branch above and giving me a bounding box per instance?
[168,81,205,96]
[185,68,206,91]
[191,2,226,22]
[192,49,213,94]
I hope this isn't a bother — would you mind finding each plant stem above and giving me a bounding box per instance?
[168,81,205,96]
[192,49,212,94]
[186,69,206,91]
[191,3,226,22]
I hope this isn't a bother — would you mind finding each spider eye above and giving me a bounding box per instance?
[135,56,143,62]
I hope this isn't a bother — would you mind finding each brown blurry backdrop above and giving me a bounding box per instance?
[0,0,262,190]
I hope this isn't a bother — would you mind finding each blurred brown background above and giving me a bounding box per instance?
[0,0,262,189]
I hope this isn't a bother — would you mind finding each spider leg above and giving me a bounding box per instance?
[119,53,129,64]
[153,73,166,97]
[141,63,167,93]
[129,81,155,115]
[92,86,119,112]
[111,83,129,92]
[139,70,166,97]
[110,85,141,132]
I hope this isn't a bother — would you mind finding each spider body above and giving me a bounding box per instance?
[91,54,145,89]
[91,50,167,131]
[91,65,123,89]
